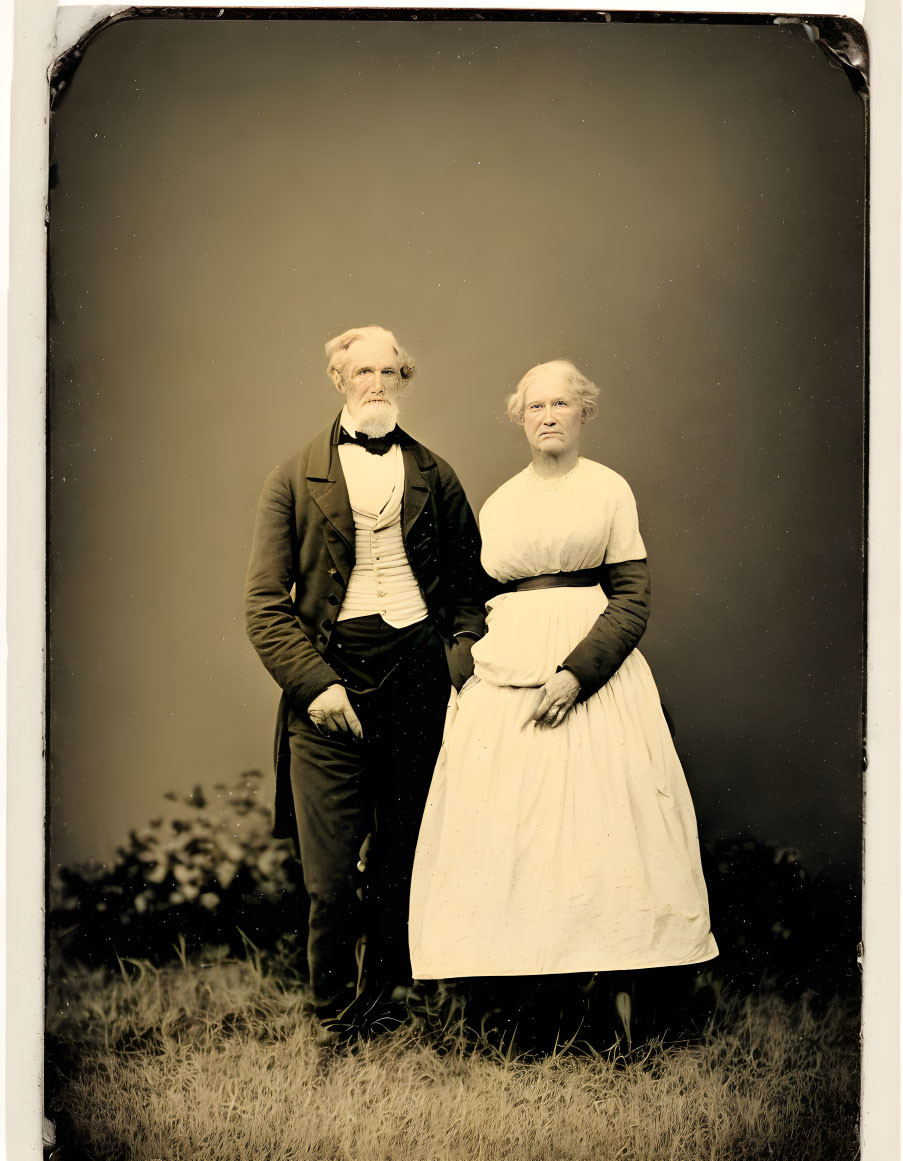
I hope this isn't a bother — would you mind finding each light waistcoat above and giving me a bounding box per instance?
[336,408,429,628]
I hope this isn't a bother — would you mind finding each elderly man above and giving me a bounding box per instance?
[245,325,486,1036]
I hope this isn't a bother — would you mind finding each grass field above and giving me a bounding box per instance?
[45,946,860,1161]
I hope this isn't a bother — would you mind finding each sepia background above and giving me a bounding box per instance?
[47,14,866,892]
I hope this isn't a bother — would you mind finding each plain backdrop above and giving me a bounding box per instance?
[46,14,866,889]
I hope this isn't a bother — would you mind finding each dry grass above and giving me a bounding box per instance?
[46,949,860,1161]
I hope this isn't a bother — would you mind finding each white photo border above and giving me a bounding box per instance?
[5,2,898,1158]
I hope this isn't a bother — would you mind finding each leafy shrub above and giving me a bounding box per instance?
[700,835,860,1000]
[49,770,308,968]
[48,773,860,1006]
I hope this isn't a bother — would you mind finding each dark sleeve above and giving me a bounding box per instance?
[244,466,341,710]
[434,456,493,640]
[560,559,651,697]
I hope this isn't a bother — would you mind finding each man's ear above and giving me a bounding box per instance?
[330,369,345,394]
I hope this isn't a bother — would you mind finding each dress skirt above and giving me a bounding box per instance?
[408,584,718,978]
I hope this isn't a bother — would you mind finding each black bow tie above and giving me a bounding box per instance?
[338,426,401,456]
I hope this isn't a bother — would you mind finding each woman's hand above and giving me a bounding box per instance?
[307,684,363,739]
[533,669,581,728]
[448,635,477,691]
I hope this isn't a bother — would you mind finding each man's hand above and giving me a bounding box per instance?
[533,669,581,728]
[307,684,363,739]
[448,636,477,691]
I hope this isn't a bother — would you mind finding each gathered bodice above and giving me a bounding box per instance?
[471,459,647,688]
[478,458,646,583]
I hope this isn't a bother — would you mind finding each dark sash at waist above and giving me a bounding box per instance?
[510,567,602,592]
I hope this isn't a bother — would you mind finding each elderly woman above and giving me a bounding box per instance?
[408,359,717,989]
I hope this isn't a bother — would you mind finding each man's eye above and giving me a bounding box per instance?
[381,368,396,376]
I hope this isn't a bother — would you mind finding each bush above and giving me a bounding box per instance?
[49,770,308,968]
[700,835,860,1001]
[48,774,860,1006]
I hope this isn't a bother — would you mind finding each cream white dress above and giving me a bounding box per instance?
[408,458,718,978]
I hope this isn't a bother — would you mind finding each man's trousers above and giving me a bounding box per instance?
[286,616,449,1009]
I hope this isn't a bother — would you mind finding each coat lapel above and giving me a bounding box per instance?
[400,433,434,538]
[307,415,355,581]
[306,419,435,578]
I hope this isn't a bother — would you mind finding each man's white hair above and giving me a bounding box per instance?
[325,325,416,388]
[505,359,600,424]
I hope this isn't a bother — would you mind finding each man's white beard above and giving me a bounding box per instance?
[353,399,399,438]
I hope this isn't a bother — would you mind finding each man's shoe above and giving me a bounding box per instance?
[348,986,407,1038]
[314,1018,361,1049]
[306,984,358,1022]
[314,1021,342,1048]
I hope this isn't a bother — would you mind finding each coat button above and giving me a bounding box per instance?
[327,595,339,606]
[321,619,332,630]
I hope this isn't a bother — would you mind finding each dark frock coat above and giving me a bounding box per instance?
[244,412,488,848]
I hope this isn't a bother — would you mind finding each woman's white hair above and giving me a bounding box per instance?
[506,359,600,424]
[324,325,416,388]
